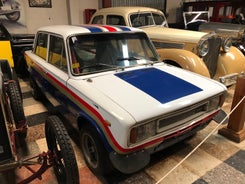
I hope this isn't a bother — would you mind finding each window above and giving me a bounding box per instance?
[91,15,103,24]
[107,15,126,25]
[48,35,67,72]
[35,33,48,60]
[69,32,159,75]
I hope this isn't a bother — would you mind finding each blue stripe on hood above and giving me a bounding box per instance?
[115,68,202,104]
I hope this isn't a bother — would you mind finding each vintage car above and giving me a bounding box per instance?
[0,23,34,76]
[0,59,27,138]
[24,25,227,175]
[0,60,79,183]
[90,6,245,86]
[183,11,245,55]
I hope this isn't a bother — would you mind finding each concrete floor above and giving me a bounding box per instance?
[4,78,245,184]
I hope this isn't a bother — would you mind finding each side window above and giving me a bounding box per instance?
[107,15,126,25]
[48,35,67,72]
[34,33,48,60]
[91,15,103,24]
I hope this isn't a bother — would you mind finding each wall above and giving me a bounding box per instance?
[68,0,99,25]
[166,0,183,24]
[15,0,98,33]
[21,0,68,33]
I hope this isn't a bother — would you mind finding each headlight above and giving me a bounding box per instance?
[222,37,232,52]
[198,39,209,57]
[207,96,220,111]
[207,94,226,111]
[129,121,156,144]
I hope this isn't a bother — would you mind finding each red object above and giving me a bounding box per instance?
[84,9,97,24]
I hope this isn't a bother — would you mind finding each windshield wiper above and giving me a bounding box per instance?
[117,56,141,61]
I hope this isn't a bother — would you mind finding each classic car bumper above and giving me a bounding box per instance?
[219,73,238,87]
[109,119,211,174]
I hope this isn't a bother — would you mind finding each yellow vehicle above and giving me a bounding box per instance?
[0,23,34,76]
[0,40,14,67]
[90,6,245,86]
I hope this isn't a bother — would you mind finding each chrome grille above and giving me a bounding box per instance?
[203,36,222,78]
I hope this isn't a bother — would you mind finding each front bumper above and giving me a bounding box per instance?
[109,120,211,174]
[219,73,238,87]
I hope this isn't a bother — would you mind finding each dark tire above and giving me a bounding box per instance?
[80,125,113,175]
[12,69,23,100]
[45,116,79,184]
[29,76,42,100]
[7,81,27,138]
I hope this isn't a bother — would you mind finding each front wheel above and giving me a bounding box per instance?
[80,125,113,175]
[45,116,79,184]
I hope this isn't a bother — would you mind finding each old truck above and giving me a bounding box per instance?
[90,6,245,86]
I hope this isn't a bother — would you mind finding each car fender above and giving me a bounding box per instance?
[156,48,210,78]
[215,46,245,79]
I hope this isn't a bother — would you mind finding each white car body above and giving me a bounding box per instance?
[24,25,227,174]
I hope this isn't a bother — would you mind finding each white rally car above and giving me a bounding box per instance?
[24,25,227,175]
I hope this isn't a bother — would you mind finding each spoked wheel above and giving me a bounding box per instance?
[7,81,27,138]
[80,125,113,175]
[45,116,79,184]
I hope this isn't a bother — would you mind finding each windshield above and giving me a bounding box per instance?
[69,32,160,75]
[130,12,168,27]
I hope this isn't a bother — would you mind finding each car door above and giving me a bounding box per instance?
[45,34,69,106]
[33,32,69,106]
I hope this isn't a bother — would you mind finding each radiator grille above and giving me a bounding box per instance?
[203,36,222,78]
[157,102,208,134]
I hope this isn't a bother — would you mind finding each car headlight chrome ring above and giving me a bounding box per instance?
[198,39,209,57]
[222,37,232,52]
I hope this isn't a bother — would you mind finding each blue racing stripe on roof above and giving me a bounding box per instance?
[80,25,102,33]
[115,68,202,104]
[117,26,132,31]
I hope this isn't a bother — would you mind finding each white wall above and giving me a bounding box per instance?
[68,0,99,25]
[18,0,99,33]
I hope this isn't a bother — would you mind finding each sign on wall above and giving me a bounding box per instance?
[28,0,52,8]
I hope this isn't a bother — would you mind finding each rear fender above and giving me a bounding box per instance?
[157,48,210,78]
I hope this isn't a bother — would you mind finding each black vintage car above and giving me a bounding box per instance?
[0,23,34,76]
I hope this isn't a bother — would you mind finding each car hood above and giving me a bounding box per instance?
[141,26,207,43]
[76,64,226,123]
[199,22,245,40]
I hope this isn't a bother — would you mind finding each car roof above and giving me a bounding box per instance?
[94,6,164,15]
[37,24,143,38]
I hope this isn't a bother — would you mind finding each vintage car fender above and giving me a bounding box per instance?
[156,48,210,78]
[215,46,245,79]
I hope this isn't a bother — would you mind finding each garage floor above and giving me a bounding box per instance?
[5,78,245,183]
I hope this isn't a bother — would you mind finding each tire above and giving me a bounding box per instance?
[7,81,27,138]
[45,116,79,184]
[29,76,42,100]
[12,69,23,100]
[80,125,113,175]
